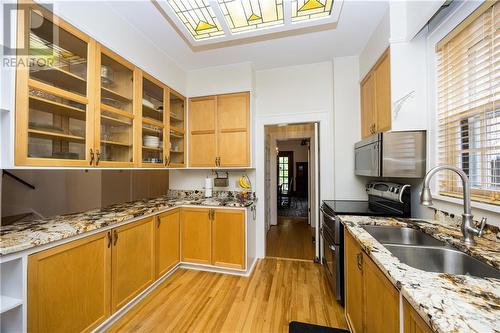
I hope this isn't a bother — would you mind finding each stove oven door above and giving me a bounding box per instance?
[321,226,340,302]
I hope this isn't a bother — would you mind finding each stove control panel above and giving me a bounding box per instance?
[366,182,410,203]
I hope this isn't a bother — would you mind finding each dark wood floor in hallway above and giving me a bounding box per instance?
[266,217,315,260]
[108,258,347,333]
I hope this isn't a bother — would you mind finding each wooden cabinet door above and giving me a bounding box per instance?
[28,231,111,333]
[156,209,180,277]
[111,217,155,312]
[403,299,432,333]
[364,253,400,333]
[188,97,217,167]
[181,208,212,265]
[216,92,250,167]
[212,209,246,270]
[360,73,376,139]
[344,231,364,333]
[374,50,391,132]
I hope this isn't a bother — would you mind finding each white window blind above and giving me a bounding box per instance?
[437,1,500,205]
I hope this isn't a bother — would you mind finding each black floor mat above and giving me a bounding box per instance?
[289,321,350,333]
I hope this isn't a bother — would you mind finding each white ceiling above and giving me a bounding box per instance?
[107,0,389,71]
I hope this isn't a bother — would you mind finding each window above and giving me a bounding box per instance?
[437,1,500,205]
[278,156,289,191]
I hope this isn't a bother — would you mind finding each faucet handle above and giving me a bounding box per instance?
[477,217,487,237]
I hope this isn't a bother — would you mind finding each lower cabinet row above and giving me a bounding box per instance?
[27,208,246,333]
[345,231,433,333]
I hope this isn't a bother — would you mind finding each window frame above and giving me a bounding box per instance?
[427,0,500,215]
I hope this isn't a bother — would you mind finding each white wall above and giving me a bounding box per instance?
[359,8,390,80]
[333,56,367,200]
[169,169,256,192]
[186,62,253,97]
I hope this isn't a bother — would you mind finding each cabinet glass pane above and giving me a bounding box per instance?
[100,54,133,113]
[142,78,164,122]
[169,93,185,165]
[27,88,86,160]
[142,122,164,164]
[29,10,88,96]
[100,111,133,162]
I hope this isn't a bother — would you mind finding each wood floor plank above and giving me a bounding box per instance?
[108,258,347,333]
[266,217,315,260]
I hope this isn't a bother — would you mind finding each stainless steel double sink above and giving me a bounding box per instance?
[361,225,500,279]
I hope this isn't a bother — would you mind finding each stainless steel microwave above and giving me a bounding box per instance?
[354,131,426,178]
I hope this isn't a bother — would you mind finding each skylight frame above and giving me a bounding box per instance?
[157,0,344,46]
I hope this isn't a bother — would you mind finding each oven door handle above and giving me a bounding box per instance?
[320,206,336,221]
[329,245,336,252]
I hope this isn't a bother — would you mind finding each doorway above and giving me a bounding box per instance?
[264,124,318,261]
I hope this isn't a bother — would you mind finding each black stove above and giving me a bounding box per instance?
[320,181,411,307]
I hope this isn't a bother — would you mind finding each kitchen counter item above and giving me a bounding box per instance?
[100,65,114,86]
[340,216,500,333]
[205,178,213,198]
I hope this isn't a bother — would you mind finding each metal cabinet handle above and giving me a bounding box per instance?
[356,253,363,271]
[329,245,336,252]
[164,155,168,167]
[157,216,161,228]
[107,231,112,248]
[95,149,101,166]
[113,230,118,246]
[89,149,95,165]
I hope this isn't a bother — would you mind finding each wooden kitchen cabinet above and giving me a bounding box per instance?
[360,48,391,138]
[404,299,433,333]
[181,208,212,265]
[188,92,250,167]
[216,92,250,167]
[28,231,111,333]
[364,253,399,333]
[111,217,155,312]
[345,231,364,333]
[212,209,245,270]
[156,209,180,277]
[188,96,217,167]
[14,2,186,168]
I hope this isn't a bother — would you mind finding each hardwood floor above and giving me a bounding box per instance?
[108,258,347,333]
[266,217,315,260]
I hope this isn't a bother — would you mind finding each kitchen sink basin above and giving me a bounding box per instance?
[384,244,500,279]
[362,225,445,246]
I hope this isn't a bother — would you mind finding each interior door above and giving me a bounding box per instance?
[188,97,217,167]
[295,162,308,198]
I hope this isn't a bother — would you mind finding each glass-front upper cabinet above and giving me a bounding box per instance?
[141,74,166,167]
[15,4,95,166]
[96,46,136,167]
[168,90,186,167]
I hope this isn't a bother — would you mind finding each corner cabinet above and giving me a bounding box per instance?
[360,48,391,139]
[14,3,186,168]
[188,92,250,168]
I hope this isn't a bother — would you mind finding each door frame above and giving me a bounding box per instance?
[260,118,324,262]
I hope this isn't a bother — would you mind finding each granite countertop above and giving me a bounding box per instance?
[0,190,255,256]
[340,215,500,333]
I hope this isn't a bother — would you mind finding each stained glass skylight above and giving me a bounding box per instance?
[218,0,284,33]
[291,0,334,22]
[166,0,225,40]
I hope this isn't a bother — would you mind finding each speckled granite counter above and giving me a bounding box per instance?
[340,215,500,333]
[0,190,255,256]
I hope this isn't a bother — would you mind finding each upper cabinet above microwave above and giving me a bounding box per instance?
[14,3,186,168]
[360,48,391,139]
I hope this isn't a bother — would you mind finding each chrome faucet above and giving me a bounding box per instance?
[420,165,486,246]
